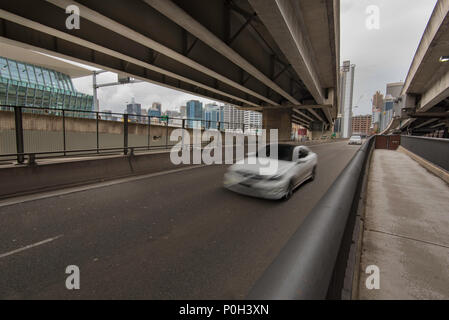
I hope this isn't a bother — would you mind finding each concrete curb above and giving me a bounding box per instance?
[398,146,449,185]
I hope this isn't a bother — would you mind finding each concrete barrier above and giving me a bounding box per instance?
[400,135,449,172]
[0,142,258,199]
[247,137,375,300]
[0,150,195,199]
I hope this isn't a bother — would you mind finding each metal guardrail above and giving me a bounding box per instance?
[0,105,261,164]
[401,135,449,172]
[247,136,375,300]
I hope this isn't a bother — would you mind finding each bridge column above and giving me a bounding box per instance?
[262,109,292,142]
[309,122,334,140]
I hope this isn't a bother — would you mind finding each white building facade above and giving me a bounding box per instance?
[339,61,355,138]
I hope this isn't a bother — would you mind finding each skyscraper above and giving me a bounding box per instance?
[186,100,203,129]
[126,97,142,122]
[339,60,355,138]
[381,94,395,132]
[387,82,404,119]
[152,102,162,113]
[371,91,384,131]
[375,82,404,132]
[204,103,220,129]
[372,91,384,109]
[222,104,244,130]
[244,110,262,131]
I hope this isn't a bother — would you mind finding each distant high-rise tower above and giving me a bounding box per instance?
[222,104,244,130]
[372,91,384,109]
[339,60,355,138]
[204,104,221,129]
[371,90,384,128]
[126,97,142,122]
[186,100,203,129]
[152,102,162,113]
[244,110,262,131]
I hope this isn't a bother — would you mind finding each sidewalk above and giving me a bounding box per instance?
[357,149,449,299]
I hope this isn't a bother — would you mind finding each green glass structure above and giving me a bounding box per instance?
[0,56,93,115]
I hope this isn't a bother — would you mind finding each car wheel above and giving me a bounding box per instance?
[284,180,294,201]
[310,166,317,181]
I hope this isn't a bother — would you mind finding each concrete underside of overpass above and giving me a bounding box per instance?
[0,0,339,138]
[398,0,449,135]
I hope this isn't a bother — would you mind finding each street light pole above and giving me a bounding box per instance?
[93,71,98,112]
[92,70,109,112]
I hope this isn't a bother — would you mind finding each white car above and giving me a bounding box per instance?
[223,144,318,200]
[348,135,363,145]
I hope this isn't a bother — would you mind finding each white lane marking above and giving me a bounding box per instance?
[0,235,63,259]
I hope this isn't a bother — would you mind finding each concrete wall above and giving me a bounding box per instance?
[0,143,254,199]
[0,151,190,199]
[401,135,449,172]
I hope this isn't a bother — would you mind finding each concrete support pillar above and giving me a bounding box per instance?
[262,108,292,142]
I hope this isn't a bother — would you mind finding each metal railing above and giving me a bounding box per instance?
[0,105,262,164]
[247,136,375,300]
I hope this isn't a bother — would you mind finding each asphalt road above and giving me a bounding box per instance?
[0,141,360,299]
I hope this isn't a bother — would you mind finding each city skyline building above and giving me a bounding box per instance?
[352,115,372,137]
[244,110,262,131]
[372,91,384,130]
[372,91,384,109]
[0,56,94,115]
[148,107,162,122]
[222,104,244,130]
[152,102,162,113]
[339,60,355,138]
[136,100,263,131]
[371,82,404,133]
[204,103,221,129]
[126,97,142,122]
[387,82,405,120]
[186,100,203,129]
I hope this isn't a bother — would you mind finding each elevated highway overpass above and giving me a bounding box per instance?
[0,0,340,140]
[397,0,449,136]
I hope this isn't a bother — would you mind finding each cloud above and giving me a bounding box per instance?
[73,71,217,113]
[341,0,437,115]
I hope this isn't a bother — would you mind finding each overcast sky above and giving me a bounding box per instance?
[341,0,437,115]
[72,0,438,115]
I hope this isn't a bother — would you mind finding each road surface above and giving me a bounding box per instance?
[0,141,359,299]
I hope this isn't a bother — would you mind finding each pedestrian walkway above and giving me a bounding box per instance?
[358,149,449,299]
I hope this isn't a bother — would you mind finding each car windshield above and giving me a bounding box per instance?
[256,144,294,161]
[351,136,361,139]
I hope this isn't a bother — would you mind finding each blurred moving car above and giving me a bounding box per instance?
[348,135,363,145]
[223,144,318,200]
